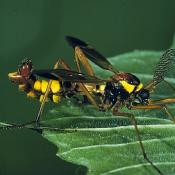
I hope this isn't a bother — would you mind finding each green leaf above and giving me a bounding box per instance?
[2,46,175,175]
[37,101,175,175]
[42,121,175,175]
[37,48,175,175]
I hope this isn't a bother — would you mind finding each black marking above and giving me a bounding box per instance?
[135,89,150,105]
[103,82,129,106]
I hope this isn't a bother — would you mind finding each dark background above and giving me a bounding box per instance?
[0,0,175,175]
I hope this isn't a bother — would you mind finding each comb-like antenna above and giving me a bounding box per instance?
[153,49,175,85]
[146,49,175,90]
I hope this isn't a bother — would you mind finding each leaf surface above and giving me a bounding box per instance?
[2,45,175,175]
[38,47,175,175]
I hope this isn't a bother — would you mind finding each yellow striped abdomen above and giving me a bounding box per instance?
[30,80,62,103]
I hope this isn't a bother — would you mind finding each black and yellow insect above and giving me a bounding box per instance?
[8,38,175,123]
[8,58,107,106]
[65,36,175,116]
[8,59,62,103]
[8,38,175,124]
[8,36,175,175]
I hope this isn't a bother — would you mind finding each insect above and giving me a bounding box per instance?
[8,58,108,122]
[8,36,175,175]
[65,36,175,116]
[64,37,175,175]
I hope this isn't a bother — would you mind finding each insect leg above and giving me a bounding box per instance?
[131,103,175,123]
[57,58,71,70]
[149,98,175,104]
[162,105,175,123]
[113,106,164,175]
[57,58,100,109]
[73,48,102,109]
[36,58,76,123]
[74,46,95,76]
[36,60,60,123]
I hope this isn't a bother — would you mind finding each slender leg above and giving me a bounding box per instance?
[79,83,99,109]
[75,46,95,76]
[36,58,78,123]
[35,60,60,123]
[57,58,100,109]
[74,50,82,73]
[113,107,164,175]
[75,47,106,107]
[74,47,101,108]
[163,105,175,123]
[131,103,175,123]
[150,98,175,104]
[57,58,71,70]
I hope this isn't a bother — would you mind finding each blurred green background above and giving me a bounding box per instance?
[0,0,175,174]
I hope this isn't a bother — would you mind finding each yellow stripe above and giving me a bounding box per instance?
[34,80,41,91]
[99,85,105,91]
[136,83,143,92]
[51,80,61,93]
[41,80,48,93]
[96,84,105,93]
[52,95,61,103]
[39,95,44,102]
[120,81,135,93]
